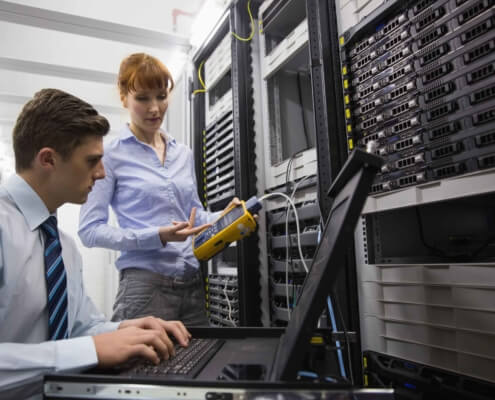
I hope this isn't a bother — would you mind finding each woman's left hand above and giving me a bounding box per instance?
[158,207,211,244]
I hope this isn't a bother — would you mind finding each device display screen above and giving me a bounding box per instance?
[215,205,243,230]
[194,205,244,248]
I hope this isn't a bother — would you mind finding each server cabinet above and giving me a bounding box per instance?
[192,0,262,327]
[331,0,495,397]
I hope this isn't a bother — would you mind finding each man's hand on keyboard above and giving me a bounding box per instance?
[93,326,174,368]
[119,316,191,349]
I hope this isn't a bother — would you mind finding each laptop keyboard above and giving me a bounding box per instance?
[120,338,224,377]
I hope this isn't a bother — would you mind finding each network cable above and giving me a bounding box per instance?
[231,0,255,42]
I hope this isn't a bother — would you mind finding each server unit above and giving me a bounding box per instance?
[333,0,495,397]
[339,0,495,193]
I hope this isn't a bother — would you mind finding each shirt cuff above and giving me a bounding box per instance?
[55,336,98,372]
[137,227,163,249]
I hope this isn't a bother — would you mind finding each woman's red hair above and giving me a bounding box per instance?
[118,53,174,100]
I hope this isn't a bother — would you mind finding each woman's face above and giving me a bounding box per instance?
[124,87,169,137]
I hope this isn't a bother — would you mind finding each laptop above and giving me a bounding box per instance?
[44,148,385,398]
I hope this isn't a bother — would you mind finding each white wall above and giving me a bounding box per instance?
[0,0,199,317]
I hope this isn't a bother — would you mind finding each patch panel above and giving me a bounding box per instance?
[431,141,463,159]
[421,61,453,84]
[377,133,423,156]
[463,39,495,64]
[385,46,411,68]
[379,14,409,41]
[419,42,450,66]
[427,120,462,140]
[361,114,384,130]
[414,6,446,33]
[426,100,457,121]
[350,36,376,58]
[475,130,495,147]
[391,116,421,135]
[356,82,381,100]
[478,153,495,168]
[413,0,441,15]
[460,17,494,45]
[393,134,423,152]
[467,62,495,84]
[397,171,427,187]
[381,153,425,173]
[384,30,410,53]
[359,98,383,115]
[390,99,419,117]
[473,107,495,125]
[457,0,494,26]
[470,85,495,105]
[388,81,417,101]
[353,66,380,86]
[431,161,466,178]
[352,50,379,72]
[424,82,455,103]
[416,25,448,49]
[358,133,381,147]
[370,181,394,193]
[386,63,414,85]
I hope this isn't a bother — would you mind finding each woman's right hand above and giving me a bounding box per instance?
[158,207,210,245]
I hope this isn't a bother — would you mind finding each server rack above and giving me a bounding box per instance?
[323,0,495,398]
[192,0,262,327]
[256,0,323,329]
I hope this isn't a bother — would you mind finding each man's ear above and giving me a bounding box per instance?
[36,147,57,169]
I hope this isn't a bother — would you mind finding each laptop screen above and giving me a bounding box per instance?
[269,148,382,381]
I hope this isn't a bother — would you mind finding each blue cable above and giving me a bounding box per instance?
[327,296,347,379]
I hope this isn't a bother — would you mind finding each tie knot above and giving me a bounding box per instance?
[41,216,59,238]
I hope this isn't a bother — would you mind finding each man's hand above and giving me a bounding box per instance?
[119,317,191,349]
[159,207,211,245]
[93,326,169,368]
[92,317,191,368]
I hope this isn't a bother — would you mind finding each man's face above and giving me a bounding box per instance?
[55,135,105,205]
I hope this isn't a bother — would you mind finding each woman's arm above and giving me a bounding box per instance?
[78,159,163,251]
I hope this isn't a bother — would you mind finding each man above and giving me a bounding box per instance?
[0,89,196,398]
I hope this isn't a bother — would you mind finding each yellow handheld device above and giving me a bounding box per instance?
[193,196,262,261]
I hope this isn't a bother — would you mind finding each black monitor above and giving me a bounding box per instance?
[270,148,382,381]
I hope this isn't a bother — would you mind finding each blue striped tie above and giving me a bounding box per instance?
[40,216,69,340]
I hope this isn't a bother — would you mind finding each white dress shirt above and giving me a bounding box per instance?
[0,174,119,397]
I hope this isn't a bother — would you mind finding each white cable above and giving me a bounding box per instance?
[259,192,309,273]
[282,175,313,320]
[223,279,236,327]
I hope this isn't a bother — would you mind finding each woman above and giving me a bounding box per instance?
[79,53,233,325]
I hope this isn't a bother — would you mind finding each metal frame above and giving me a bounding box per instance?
[230,0,262,326]
[306,0,363,385]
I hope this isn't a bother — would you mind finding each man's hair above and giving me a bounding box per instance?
[13,88,110,172]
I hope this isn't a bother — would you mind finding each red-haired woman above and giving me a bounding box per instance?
[79,53,236,325]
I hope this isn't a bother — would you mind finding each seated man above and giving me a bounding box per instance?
[0,89,194,399]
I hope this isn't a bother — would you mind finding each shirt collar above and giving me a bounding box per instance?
[4,174,52,232]
[120,124,176,147]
